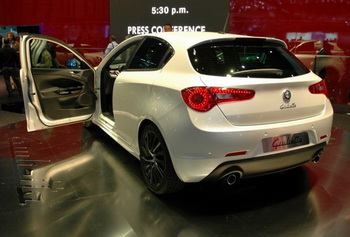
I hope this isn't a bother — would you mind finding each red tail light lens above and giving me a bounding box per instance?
[181,87,255,112]
[309,80,329,98]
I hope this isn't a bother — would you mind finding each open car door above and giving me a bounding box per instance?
[20,34,96,131]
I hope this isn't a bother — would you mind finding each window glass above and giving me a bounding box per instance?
[29,39,88,69]
[188,40,309,78]
[129,38,170,70]
[108,40,140,72]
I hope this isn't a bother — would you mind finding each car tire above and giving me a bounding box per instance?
[140,124,185,194]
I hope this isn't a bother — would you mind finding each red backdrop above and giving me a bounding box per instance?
[0,0,110,49]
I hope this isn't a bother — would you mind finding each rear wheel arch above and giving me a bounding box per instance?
[138,121,185,194]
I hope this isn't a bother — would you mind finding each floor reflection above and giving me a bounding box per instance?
[0,121,349,236]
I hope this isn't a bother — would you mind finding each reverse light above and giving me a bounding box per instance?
[181,87,255,112]
[309,80,329,98]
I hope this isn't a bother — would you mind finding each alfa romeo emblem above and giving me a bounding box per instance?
[283,90,292,100]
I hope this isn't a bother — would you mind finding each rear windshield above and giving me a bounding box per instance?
[188,40,309,78]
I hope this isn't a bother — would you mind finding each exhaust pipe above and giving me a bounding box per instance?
[225,171,242,186]
[312,149,323,163]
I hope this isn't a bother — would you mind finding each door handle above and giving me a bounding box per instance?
[69,71,80,77]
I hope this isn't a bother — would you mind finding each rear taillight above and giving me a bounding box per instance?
[181,87,255,112]
[309,80,329,98]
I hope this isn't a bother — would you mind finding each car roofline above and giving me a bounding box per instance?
[141,31,287,49]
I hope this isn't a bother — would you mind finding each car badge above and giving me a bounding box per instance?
[283,90,292,101]
[280,90,296,109]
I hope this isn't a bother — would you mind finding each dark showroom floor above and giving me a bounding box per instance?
[0,97,350,237]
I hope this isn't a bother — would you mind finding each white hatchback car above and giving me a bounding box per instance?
[20,32,333,194]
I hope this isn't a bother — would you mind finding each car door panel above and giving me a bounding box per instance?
[31,69,95,120]
[20,34,96,131]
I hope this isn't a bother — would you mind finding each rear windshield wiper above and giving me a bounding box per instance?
[231,68,283,78]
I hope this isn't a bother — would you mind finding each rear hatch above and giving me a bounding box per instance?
[199,74,326,125]
[188,37,327,125]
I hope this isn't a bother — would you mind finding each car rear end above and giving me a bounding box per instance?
[163,34,333,184]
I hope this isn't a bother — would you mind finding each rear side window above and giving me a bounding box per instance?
[129,37,172,70]
[188,40,309,78]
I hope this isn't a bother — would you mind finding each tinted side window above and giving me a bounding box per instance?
[108,40,140,71]
[188,41,309,78]
[129,38,170,70]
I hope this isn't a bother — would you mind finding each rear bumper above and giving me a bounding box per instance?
[203,142,326,183]
[158,97,333,183]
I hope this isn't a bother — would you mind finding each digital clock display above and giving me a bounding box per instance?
[151,6,189,15]
[110,0,229,42]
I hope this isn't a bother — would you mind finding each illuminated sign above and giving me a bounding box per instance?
[110,0,229,42]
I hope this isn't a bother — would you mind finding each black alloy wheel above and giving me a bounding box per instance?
[139,124,184,194]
